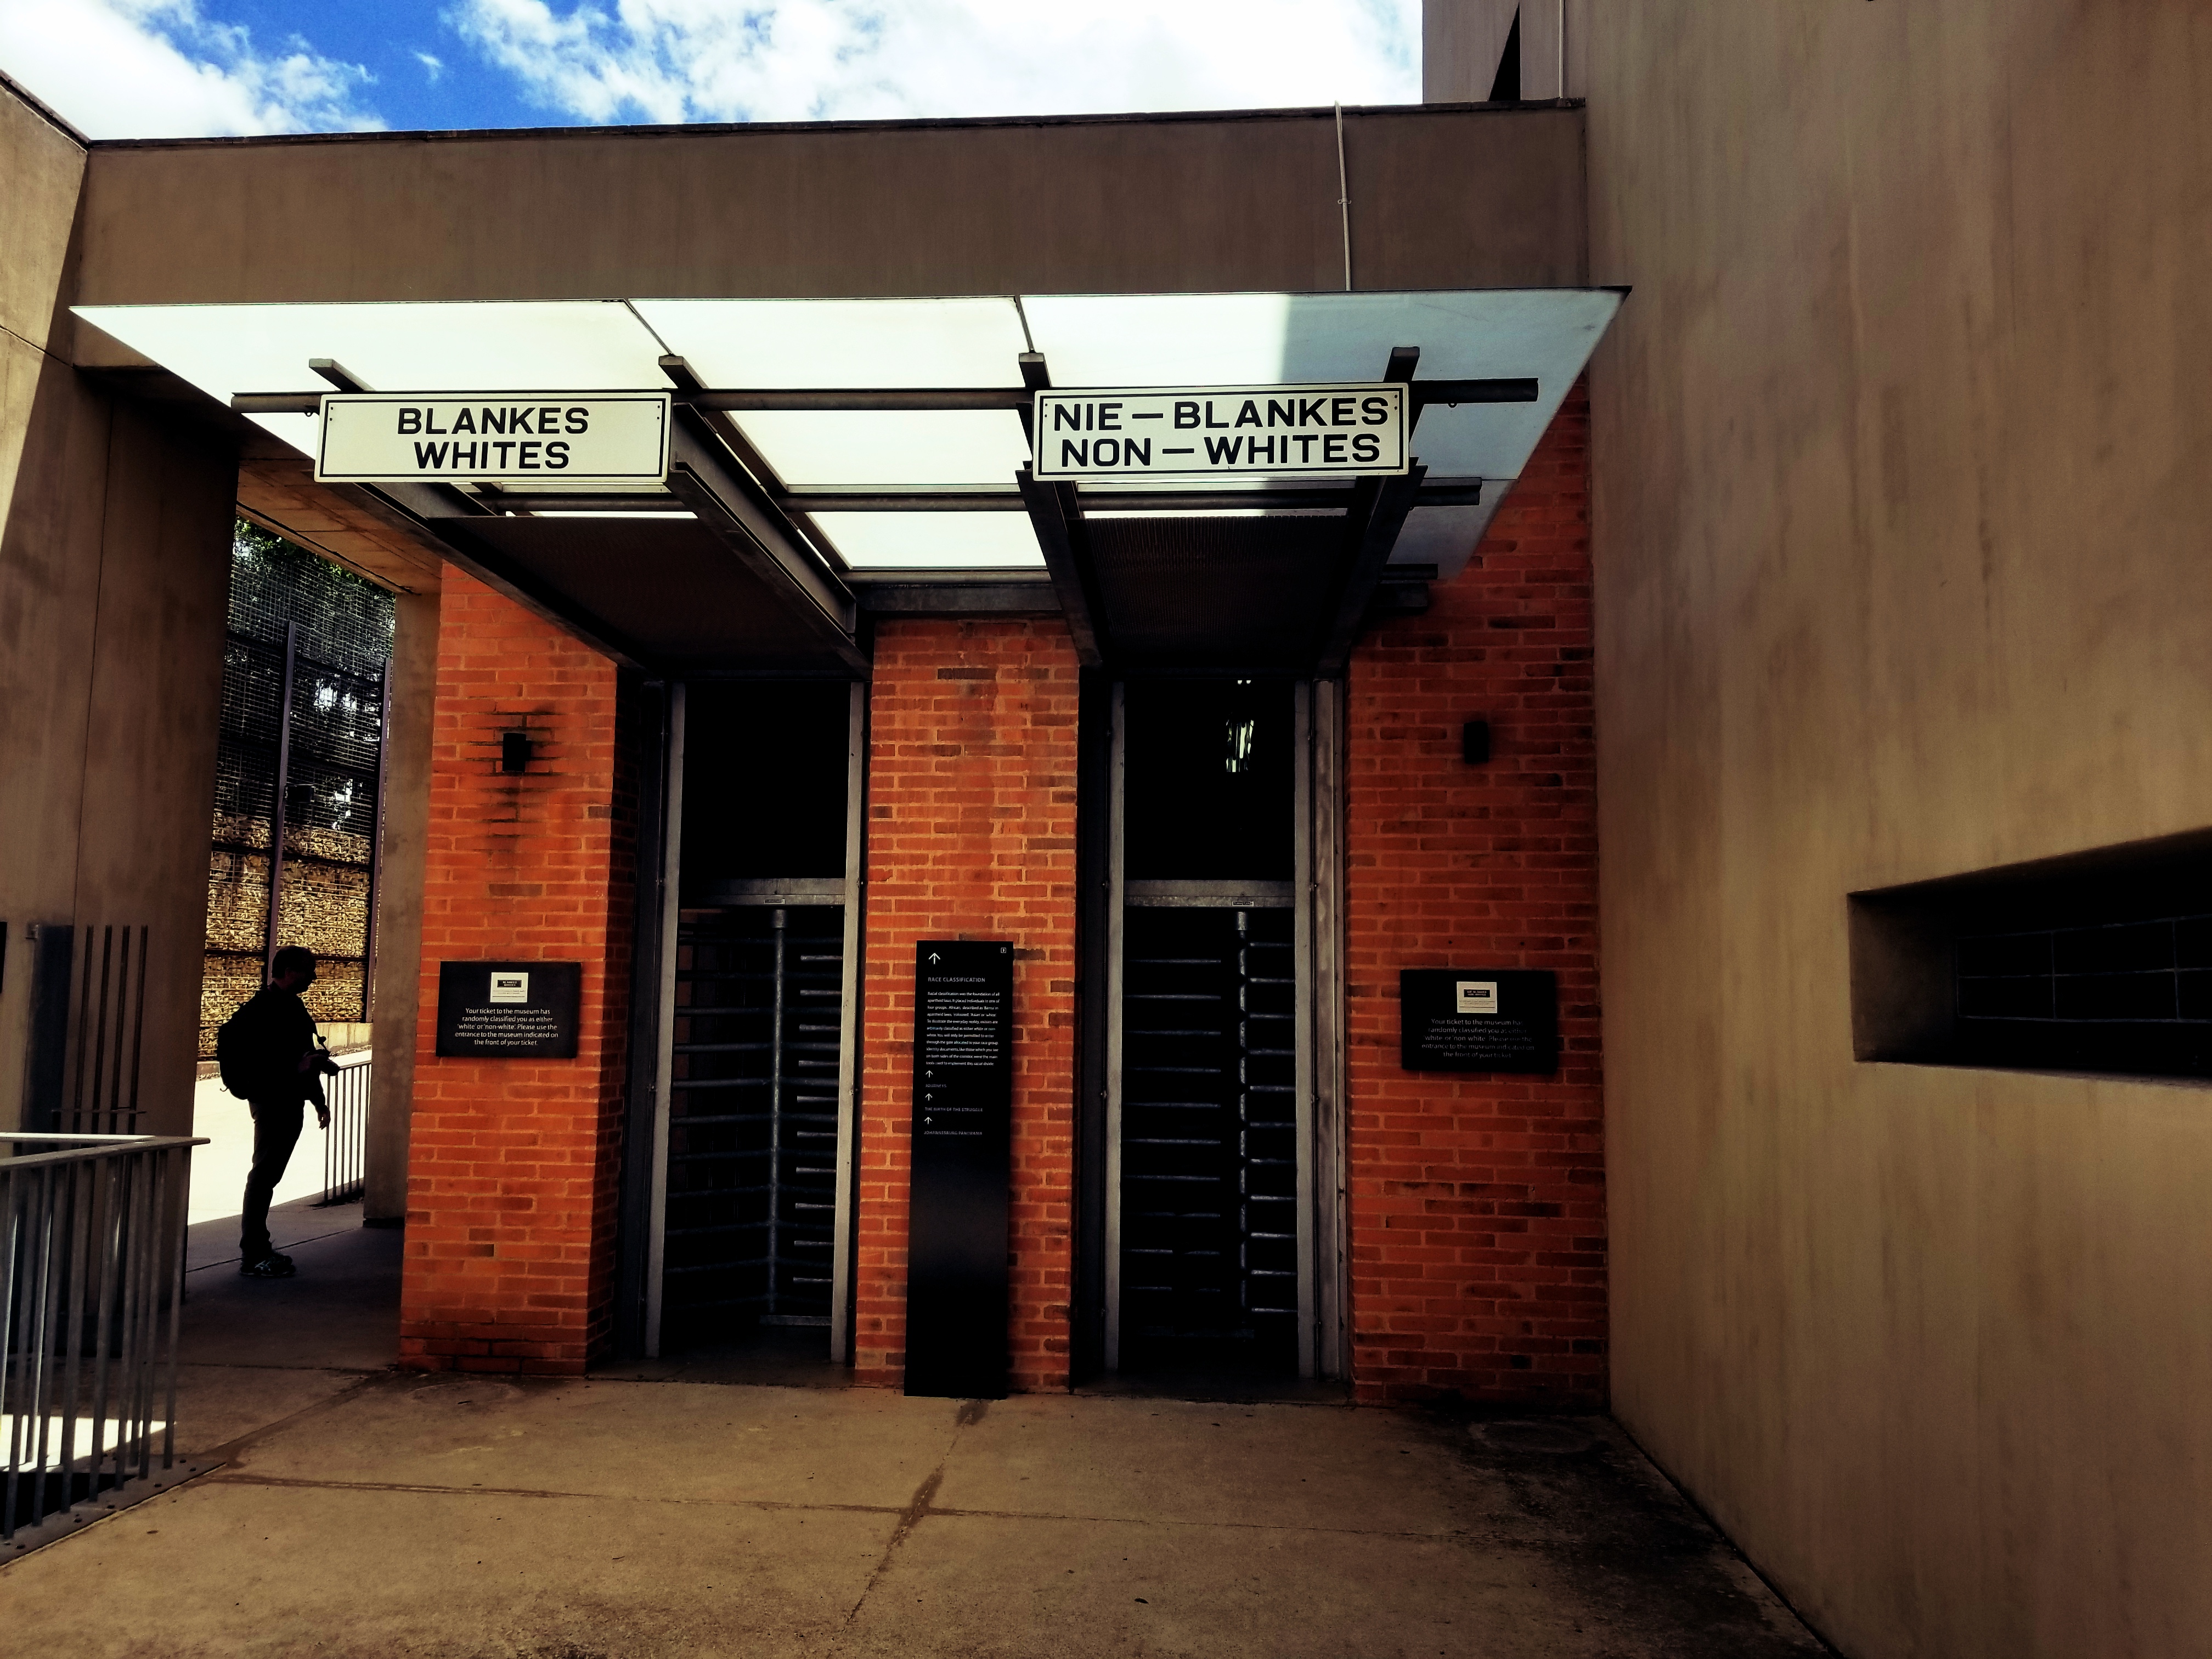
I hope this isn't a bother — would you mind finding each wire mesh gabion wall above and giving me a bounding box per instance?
[200,522,396,1056]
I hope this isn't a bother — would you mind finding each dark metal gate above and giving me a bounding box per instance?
[1119,904,1300,1357]
[660,905,845,1343]
[202,522,394,1054]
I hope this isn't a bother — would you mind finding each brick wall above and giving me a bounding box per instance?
[400,571,634,1375]
[855,619,1080,1392]
[1343,382,1605,1406]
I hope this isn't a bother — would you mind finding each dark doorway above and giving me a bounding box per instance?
[1110,679,1308,1394]
[651,680,857,1379]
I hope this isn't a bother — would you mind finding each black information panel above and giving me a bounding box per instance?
[905,940,1014,1399]
[1400,968,1559,1074]
[435,961,582,1059]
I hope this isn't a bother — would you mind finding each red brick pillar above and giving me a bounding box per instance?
[399,572,633,1375]
[855,620,1079,1392]
[1344,382,1606,1406]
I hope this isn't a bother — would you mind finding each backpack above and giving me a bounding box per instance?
[215,998,259,1098]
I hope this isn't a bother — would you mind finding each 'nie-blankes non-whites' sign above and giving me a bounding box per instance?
[314,393,672,485]
[1033,383,1408,481]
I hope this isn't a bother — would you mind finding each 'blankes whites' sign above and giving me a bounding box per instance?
[314,393,672,485]
[1032,383,1407,481]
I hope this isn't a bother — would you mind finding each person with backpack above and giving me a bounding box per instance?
[216,945,334,1279]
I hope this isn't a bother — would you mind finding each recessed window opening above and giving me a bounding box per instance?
[1850,833,2212,1081]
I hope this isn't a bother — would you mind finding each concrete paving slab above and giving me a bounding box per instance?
[1,1375,1826,1657]
[0,1478,893,1659]
[170,1365,369,1457]
[230,1375,963,1512]
[837,1510,1592,1659]
[936,1393,1478,1534]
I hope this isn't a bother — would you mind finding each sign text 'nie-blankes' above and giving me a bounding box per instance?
[313,393,672,485]
[1032,383,1407,481]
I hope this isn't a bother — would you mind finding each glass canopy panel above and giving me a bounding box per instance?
[1391,501,1503,580]
[1019,288,1622,483]
[70,290,1622,571]
[808,512,1043,569]
[633,298,1030,388]
[72,300,672,458]
[735,410,1031,489]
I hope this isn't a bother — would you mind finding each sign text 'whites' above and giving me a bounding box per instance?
[1032,383,1408,480]
[314,393,672,485]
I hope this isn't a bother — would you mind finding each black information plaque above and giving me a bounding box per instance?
[435,961,582,1059]
[905,939,1014,1400]
[1400,968,1559,1074]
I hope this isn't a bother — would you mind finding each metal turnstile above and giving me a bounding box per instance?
[1119,904,1300,1355]
[1101,676,1345,1381]
[661,906,845,1339]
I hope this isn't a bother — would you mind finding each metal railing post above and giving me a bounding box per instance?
[0,1133,203,1542]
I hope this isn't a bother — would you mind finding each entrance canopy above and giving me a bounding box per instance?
[77,289,1621,674]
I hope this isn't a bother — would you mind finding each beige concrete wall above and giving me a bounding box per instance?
[0,78,236,1137]
[365,590,439,1220]
[0,83,94,1131]
[1584,4,2212,1655]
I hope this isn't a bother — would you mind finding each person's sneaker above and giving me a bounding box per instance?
[239,1254,296,1278]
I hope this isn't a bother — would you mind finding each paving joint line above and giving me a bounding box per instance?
[197,1470,1494,1545]
[0,1372,388,1566]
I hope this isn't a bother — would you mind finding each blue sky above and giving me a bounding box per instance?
[0,1,1422,140]
[173,0,532,130]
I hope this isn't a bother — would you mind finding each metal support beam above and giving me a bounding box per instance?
[1016,351,1051,446]
[853,578,1060,616]
[228,378,1537,418]
[664,424,866,674]
[657,355,867,675]
[1015,465,1108,668]
[1309,347,1428,673]
[308,359,368,393]
[1314,464,1427,674]
[351,481,1488,517]
[781,481,1484,512]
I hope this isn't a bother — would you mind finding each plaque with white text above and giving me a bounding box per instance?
[1400,968,1558,1074]
[905,939,1014,1399]
[436,961,581,1059]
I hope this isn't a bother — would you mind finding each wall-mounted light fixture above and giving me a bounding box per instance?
[1463,719,1491,766]
[500,730,532,774]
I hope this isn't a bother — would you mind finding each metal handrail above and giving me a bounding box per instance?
[317,1056,370,1207]
[2,1132,205,1541]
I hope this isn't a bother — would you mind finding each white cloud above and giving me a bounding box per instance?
[446,0,1420,126]
[417,50,445,80]
[0,0,383,138]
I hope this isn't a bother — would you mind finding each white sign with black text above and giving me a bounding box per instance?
[1032,383,1408,481]
[313,392,672,486]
